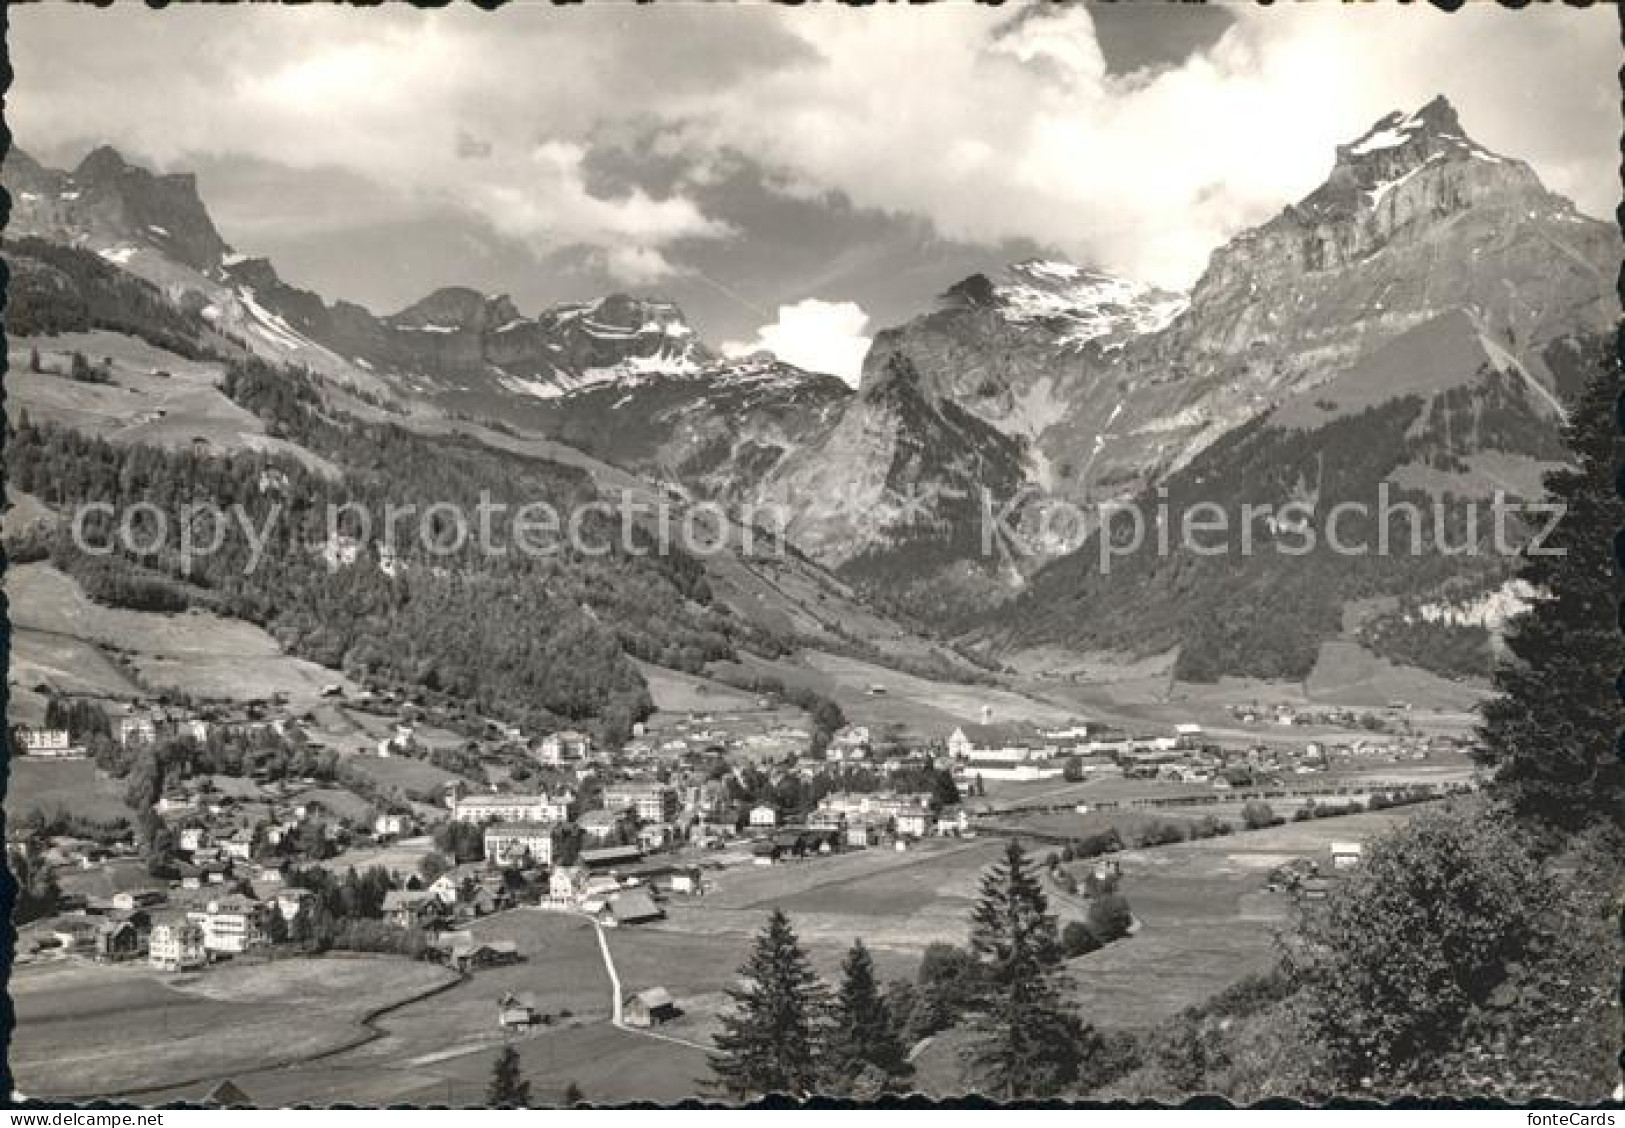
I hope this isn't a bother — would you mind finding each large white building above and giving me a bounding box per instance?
[452,793,569,824]
[18,728,76,757]
[947,723,1058,762]
[149,919,208,970]
[186,897,268,954]
[483,822,554,866]
[601,782,677,824]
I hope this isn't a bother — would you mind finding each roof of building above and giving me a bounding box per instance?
[203,1080,252,1108]
[631,987,674,1009]
[608,889,664,923]
[381,890,442,910]
[580,845,643,866]
[953,722,1051,748]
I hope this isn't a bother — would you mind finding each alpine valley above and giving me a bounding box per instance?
[4,94,1618,704]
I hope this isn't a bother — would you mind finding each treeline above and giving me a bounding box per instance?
[709,840,1136,1100]
[1359,609,1494,681]
[1100,807,1616,1100]
[991,382,1559,682]
[706,670,846,751]
[272,864,432,958]
[7,365,751,729]
[6,236,222,360]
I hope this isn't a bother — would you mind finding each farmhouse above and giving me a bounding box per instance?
[482,822,555,866]
[374,812,413,839]
[381,890,450,930]
[845,821,880,849]
[598,889,664,927]
[624,987,679,1027]
[148,918,207,971]
[95,918,144,962]
[665,868,702,895]
[448,940,521,972]
[498,992,540,1029]
[1330,842,1364,870]
[748,804,779,828]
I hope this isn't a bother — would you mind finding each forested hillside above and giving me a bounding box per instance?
[7,355,802,740]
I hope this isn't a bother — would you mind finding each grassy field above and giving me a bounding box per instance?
[136,911,650,1106]
[634,660,764,714]
[344,754,464,797]
[711,649,1076,742]
[9,627,144,712]
[660,838,1006,956]
[1303,640,1487,710]
[8,331,337,475]
[8,562,358,705]
[11,955,455,1100]
[6,758,134,824]
[1055,806,1432,1030]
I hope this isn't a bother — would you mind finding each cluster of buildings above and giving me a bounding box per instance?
[807,790,971,848]
[451,779,687,868]
[944,715,1204,784]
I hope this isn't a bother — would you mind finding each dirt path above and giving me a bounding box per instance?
[589,917,710,1053]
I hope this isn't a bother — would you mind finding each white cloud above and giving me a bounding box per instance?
[723,300,873,386]
[658,3,1618,287]
[8,4,1617,294]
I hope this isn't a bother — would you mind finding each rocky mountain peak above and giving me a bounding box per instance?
[43,143,233,272]
[389,286,522,333]
[73,144,134,183]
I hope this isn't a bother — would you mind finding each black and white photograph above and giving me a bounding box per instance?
[2,0,1621,1111]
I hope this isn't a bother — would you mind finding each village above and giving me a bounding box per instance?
[10,669,1476,983]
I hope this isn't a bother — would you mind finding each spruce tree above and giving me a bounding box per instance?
[709,908,830,1099]
[485,1044,531,1108]
[1476,343,1625,836]
[964,838,1085,1098]
[826,939,908,1088]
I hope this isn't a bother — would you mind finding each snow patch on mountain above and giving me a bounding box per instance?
[995,260,1187,349]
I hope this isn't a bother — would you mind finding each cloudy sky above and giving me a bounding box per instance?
[11,3,1617,383]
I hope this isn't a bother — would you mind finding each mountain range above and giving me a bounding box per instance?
[5,94,1617,684]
